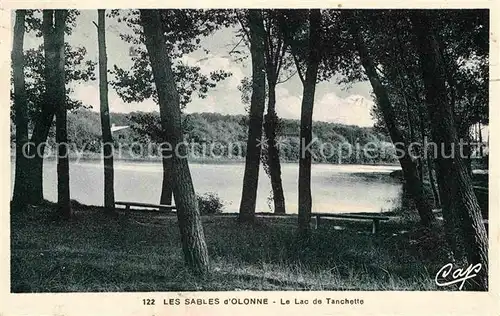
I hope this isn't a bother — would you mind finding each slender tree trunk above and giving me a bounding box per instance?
[262,12,286,215]
[427,158,441,208]
[418,106,441,208]
[97,9,115,212]
[478,122,483,157]
[395,35,423,183]
[351,24,435,227]
[403,89,423,181]
[417,158,423,181]
[52,10,72,218]
[140,9,209,275]
[238,9,267,223]
[413,13,488,290]
[12,10,30,209]
[297,9,322,235]
[264,80,286,214]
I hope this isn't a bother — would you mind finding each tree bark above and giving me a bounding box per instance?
[12,10,30,209]
[53,10,72,218]
[478,122,483,157]
[140,9,209,275]
[24,11,59,205]
[97,9,115,212]
[297,9,322,235]
[160,155,174,207]
[25,117,53,205]
[434,151,464,262]
[238,9,267,223]
[427,159,441,207]
[417,106,441,208]
[350,24,436,227]
[412,13,488,290]
[264,80,286,214]
[402,83,423,181]
[262,14,286,215]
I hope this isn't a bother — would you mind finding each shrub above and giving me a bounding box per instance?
[197,192,224,215]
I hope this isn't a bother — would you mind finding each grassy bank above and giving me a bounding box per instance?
[11,202,453,292]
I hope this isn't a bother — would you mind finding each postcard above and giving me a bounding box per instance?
[1,2,498,315]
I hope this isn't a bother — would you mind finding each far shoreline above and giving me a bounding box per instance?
[9,152,402,167]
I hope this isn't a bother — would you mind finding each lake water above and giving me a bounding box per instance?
[14,160,403,214]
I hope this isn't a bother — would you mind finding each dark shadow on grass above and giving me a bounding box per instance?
[11,202,450,291]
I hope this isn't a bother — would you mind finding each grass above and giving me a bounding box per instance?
[11,202,453,292]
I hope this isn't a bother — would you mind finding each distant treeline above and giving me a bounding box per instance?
[12,109,397,164]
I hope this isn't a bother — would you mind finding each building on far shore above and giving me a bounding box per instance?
[111,124,130,140]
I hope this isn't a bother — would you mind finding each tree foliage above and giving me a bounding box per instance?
[108,9,234,108]
[329,10,488,141]
[10,9,97,126]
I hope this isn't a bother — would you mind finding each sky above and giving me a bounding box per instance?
[23,10,377,127]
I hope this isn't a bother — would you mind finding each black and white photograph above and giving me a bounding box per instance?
[3,4,499,315]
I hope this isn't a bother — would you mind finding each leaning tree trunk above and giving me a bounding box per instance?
[264,79,286,214]
[53,10,72,219]
[297,9,322,235]
[160,155,174,207]
[12,10,29,209]
[238,9,267,223]
[140,9,209,275]
[412,13,488,291]
[350,24,435,227]
[97,9,115,212]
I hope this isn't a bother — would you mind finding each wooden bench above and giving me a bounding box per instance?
[115,201,176,212]
[312,213,390,234]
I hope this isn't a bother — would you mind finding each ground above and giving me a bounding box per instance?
[10,201,457,292]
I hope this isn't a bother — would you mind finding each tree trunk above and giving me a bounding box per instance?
[238,9,267,223]
[402,85,423,181]
[351,24,435,227]
[434,152,464,262]
[427,158,441,208]
[264,80,286,214]
[160,155,174,207]
[140,9,209,275]
[262,18,286,215]
[97,9,115,212]
[478,122,483,157]
[24,11,59,205]
[297,9,322,235]
[26,122,52,204]
[12,10,30,209]
[418,106,441,208]
[53,10,72,219]
[413,13,488,290]
[417,159,423,181]
[465,133,473,176]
